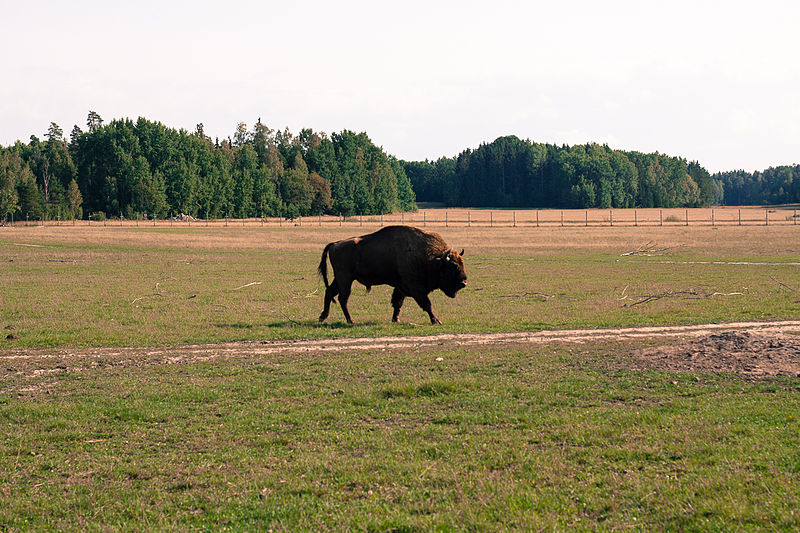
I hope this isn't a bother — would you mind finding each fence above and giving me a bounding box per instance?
[4,207,800,229]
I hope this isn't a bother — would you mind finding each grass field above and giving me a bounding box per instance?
[1,220,799,530]
[1,223,799,347]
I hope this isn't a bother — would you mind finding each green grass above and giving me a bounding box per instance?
[1,342,798,530]
[2,225,800,530]
[1,228,798,348]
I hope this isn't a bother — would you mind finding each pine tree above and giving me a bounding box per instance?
[0,150,21,222]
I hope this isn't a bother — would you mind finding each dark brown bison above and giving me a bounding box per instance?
[317,225,467,324]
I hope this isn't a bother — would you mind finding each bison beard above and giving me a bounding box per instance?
[317,226,467,324]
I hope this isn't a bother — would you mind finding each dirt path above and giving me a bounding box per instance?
[3,320,800,380]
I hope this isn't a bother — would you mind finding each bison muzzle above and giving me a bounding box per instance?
[317,225,467,324]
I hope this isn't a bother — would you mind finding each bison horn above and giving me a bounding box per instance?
[460,249,465,256]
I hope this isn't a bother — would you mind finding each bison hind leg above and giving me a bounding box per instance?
[319,282,340,322]
[338,282,355,324]
[391,288,405,322]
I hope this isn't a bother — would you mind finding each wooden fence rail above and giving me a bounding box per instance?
[4,208,799,229]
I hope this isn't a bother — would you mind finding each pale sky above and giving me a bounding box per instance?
[2,0,799,173]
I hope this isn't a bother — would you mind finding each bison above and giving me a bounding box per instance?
[317,225,467,324]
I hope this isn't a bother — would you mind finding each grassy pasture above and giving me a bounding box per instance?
[1,223,799,348]
[1,221,800,530]
[2,341,799,530]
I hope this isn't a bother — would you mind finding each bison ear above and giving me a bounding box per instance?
[459,249,465,256]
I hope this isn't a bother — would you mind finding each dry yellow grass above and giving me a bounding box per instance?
[4,214,799,257]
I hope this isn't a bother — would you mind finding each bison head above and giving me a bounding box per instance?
[438,248,467,298]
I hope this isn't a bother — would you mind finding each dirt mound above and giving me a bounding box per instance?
[634,331,800,377]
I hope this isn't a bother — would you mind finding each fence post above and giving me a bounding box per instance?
[468,211,471,227]
[712,209,715,226]
[446,212,448,227]
[795,209,797,225]
[560,211,563,227]
[738,209,741,226]
[513,211,516,228]
[490,211,493,227]
[610,210,613,227]
[660,210,663,226]
[685,209,689,226]
[634,210,637,227]
[585,210,588,227]
[765,210,768,226]
[536,210,539,227]
[423,211,426,227]
[401,212,404,225]
[360,214,362,226]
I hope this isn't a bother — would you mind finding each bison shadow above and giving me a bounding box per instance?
[265,320,379,329]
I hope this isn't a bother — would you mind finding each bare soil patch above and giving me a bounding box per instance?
[631,330,800,377]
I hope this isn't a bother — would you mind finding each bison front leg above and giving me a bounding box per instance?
[391,288,405,322]
[413,294,441,325]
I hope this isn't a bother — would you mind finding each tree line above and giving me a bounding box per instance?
[3,119,799,224]
[0,113,416,223]
[713,166,800,206]
[403,135,721,209]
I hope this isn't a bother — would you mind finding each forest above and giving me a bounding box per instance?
[404,136,719,208]
[713,166,800,206]
[0,113,415,222]
[1,114,798,223]
[405,136,800,210]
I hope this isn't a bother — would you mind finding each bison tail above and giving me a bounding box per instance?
[318,243,333,289]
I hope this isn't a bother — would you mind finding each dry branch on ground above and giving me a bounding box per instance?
[622,287,744,307]
[130,282,165,304]
[621,241,684,256]
[497,292,554,300]
[771,276,798,292]
[232,281,262,290]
